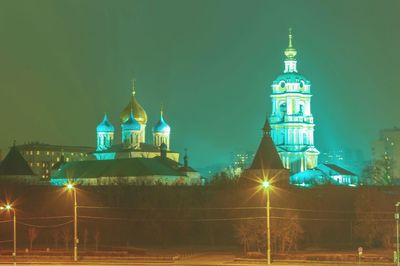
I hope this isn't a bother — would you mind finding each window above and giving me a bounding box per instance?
[46,151,50,155]
[299,104,304,115]
[279,103,287,115]
[36,151,40,155]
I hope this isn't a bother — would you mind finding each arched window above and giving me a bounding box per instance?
[299,104,304,115]
[303,133,307,145]
[279,102,287,115]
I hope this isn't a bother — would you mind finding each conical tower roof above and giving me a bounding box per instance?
[96,114,114,132]
[154,109,170,134]
[122,111,141,131]
[249,118,284,170]
[0,144,34,175]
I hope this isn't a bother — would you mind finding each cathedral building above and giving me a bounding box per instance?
[93,80,179,162]
[51,80,200,186]
[269,29,319,174]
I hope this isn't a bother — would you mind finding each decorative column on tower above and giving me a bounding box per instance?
[269,28,319,174]
[120,79,148,143]
[153,108,171,150]
[96,114,114,151]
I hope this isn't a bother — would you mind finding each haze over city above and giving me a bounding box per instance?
[1,0,399,168]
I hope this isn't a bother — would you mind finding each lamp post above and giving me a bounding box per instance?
[262,180,271,265]
[67,183,78,262]
[2,204,16,266]
[396,202,400,266]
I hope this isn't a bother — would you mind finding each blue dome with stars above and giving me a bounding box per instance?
[122,112,141,131]
[154,112,170,134]
[96,114,114,133]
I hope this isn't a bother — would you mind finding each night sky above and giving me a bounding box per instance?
[1,0,399,169]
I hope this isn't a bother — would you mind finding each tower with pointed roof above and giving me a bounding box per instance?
[153,108,171,150]
[241,117,289,185]
[269,29,319,173]
[120,80,147,143]
[96,114,114,151]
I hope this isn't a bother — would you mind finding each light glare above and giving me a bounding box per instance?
[262,180,270,188]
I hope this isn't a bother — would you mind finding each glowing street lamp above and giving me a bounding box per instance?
[2,204,16,265]
[262,179,271,265]
[66,182,78,262]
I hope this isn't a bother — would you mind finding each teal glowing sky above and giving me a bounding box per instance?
[0,0,399,168]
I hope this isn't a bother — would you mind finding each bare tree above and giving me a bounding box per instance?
[28,227,39,251]
[51,229,60,249]
[60,226,71,251]
[83,227,89,251]
[94,227,100,251]
[235,220,252,254]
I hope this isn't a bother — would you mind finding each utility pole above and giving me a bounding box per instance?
[396,202,400,266]
[67,183,78,262]
[73,187,78,262]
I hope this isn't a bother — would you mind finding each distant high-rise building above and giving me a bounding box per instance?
[372,127,400,180]
[269,29,319,174]
[319,148,365,175]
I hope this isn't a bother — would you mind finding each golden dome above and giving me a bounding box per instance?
[120,80,148,124]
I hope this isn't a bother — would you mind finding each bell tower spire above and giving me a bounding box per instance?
[131,79,136,96]
[284,28,298,73]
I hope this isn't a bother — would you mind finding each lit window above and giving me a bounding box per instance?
[42,163,45,167]
[52,152,54,155]
[66,158,70,162]
[30,151,33,155]
[80,153,83,156]
[56,157,60,162]
[26,151,29,155]
[36,163,40,167]
[47,151,50,155]
[36,151,40,155]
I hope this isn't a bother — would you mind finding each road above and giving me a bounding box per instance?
[0,253,394,266]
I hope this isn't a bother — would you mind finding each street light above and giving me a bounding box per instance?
[2,204,16,266]
[66,182,78,262]
[262,180,271,265]
[396,202,400,266]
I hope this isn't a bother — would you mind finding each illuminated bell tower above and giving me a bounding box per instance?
[269,28,319,173]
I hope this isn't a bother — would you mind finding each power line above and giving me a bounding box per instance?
[77,215,395,223]
[17,220,73,229]
[77,205,393,215]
